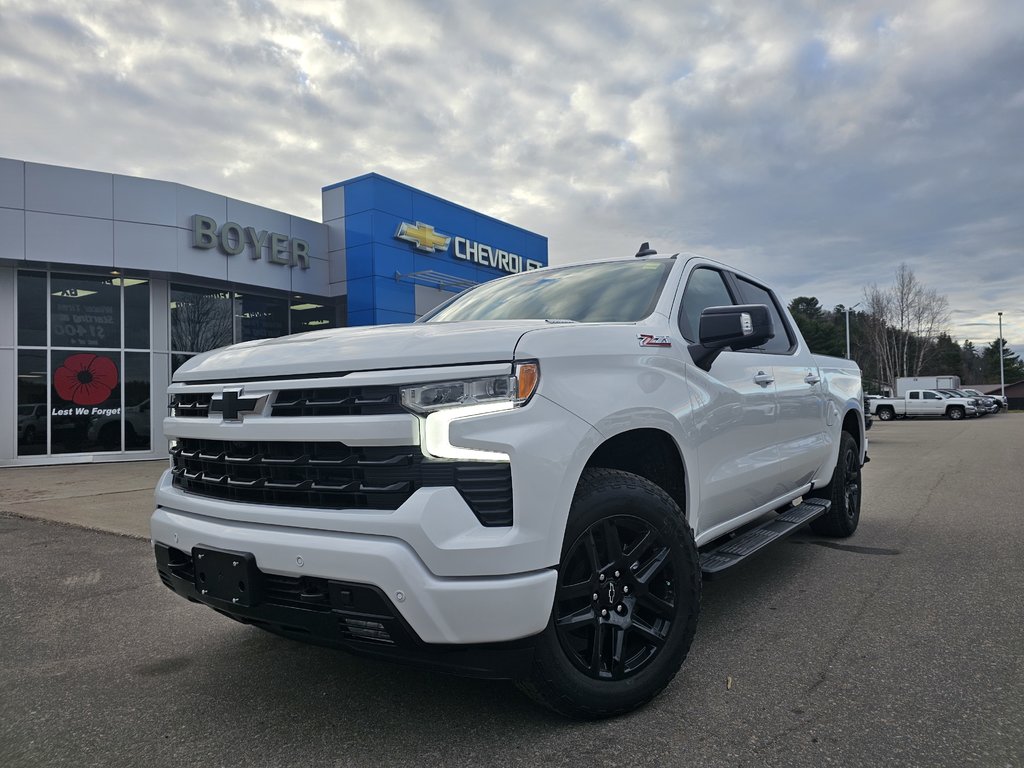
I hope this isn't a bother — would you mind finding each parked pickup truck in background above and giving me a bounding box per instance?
[895,376,961,397]
[940,389,1000,414]
[871,389,977,421]
[962,388,1007,412]
[152,248,868,719]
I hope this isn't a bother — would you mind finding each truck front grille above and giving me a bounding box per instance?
[272,386,404,417]
[169,438,513,526]
[170,387,404,418]
[169,392,213,418]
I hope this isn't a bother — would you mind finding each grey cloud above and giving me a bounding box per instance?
[1,0,1022,350]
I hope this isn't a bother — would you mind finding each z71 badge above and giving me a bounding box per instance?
[638,334,672,348]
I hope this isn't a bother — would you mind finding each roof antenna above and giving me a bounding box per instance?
[635,242,657,257]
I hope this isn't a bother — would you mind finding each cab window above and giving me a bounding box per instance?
[679,268,735,341]
[733,276,794,354]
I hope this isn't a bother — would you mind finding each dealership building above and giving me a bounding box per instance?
[0,158,547,466]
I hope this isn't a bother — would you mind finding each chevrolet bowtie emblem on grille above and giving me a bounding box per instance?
[209,389,268,421]
[395,221,451,253]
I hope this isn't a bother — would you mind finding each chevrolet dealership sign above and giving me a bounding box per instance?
[395,221,542,275]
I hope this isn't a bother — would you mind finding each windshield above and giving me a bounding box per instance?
[423,260,674,323]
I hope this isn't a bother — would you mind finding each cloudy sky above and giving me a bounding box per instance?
[2,0,1022,350]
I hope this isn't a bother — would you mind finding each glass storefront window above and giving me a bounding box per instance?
[171,354,194,375]
[17,350,47,456]
[290,300,340,334]
[124,352,151,451]
[122,278,151,349]
[238,293,288,342]
[170,286,233,353]
[17,271,47,347]
[50,273,122,348]
[50,351,122,454]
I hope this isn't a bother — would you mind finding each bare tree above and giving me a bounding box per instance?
[863,263,951,389]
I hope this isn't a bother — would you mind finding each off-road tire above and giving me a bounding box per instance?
[516,468,701,719]
[808,431,861,538]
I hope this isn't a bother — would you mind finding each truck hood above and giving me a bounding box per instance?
[173,321,553,382]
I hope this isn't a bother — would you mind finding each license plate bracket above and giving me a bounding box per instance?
[192,546,262,607]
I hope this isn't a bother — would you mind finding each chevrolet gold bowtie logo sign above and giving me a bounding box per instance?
[395,221,451,253]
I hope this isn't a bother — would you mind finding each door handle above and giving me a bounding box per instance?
[804,372,821,385]
[753,371,774,387]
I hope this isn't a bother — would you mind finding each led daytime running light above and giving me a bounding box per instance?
[422,401,513,461]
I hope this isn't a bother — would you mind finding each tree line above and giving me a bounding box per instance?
[787,264,1023,393]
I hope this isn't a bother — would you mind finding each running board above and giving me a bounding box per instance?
[699,498,831,577]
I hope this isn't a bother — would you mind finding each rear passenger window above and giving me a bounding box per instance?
[909,392,920,399]
[734,276,794,354]
[680,268,734,341]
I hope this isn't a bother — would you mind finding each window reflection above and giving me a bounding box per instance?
[17,351,47,456]
[290,300,339,334]
[50,274,122,348]
[238,294,288,342]
[17,271,47,347]
[170,286,233,353]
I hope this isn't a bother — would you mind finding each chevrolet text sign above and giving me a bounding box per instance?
[395,221,542,275]
[192,214,310,269]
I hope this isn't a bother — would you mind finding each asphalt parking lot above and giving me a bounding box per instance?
[1,416,1022,767]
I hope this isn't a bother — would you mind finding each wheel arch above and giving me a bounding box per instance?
[581,428,689,522]
[841,407,863,453]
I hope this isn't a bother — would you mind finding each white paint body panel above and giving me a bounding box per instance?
[153,255,865,644]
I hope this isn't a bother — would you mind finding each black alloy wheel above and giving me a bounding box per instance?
[517,468,700,719]
[555,515,677,680]
[809,431,862,537]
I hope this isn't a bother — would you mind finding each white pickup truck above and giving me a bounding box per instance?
[152,250,867,718]
[870,389,977,421]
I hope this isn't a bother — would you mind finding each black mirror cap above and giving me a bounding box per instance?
[688,304,774,371]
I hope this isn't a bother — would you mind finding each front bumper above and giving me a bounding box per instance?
[153,539,540,679]
[151,506,557,648]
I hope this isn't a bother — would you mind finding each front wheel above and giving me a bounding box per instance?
[808,431,862,538]
[947,406,965,420]
[517,468,700,719]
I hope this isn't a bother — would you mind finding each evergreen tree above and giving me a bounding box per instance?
[981,338,1024,382]
[961,340,981,383]
[788,297,844,356]
[922,333,962,377]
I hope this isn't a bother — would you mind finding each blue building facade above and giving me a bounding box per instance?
[322,174,548,326]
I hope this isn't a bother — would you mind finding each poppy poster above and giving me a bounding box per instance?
[51,352,122,453]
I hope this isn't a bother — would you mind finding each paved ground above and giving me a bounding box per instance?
[1,417,1022,767]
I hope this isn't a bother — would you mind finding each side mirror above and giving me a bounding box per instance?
[688,304,774,371]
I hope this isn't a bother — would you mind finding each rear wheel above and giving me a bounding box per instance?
[808,431,861,538]
[517,468,700,719]
[877,406,895,421]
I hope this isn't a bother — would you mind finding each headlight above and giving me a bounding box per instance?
[400,362,539,414]
[402,362,540,461]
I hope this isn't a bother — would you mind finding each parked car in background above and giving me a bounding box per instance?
[17,403,45,445]
[938,389,998,415]
[962,388,1005,412]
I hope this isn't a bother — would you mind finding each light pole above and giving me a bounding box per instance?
[845,302,861,359]
[998,311,1005,400]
